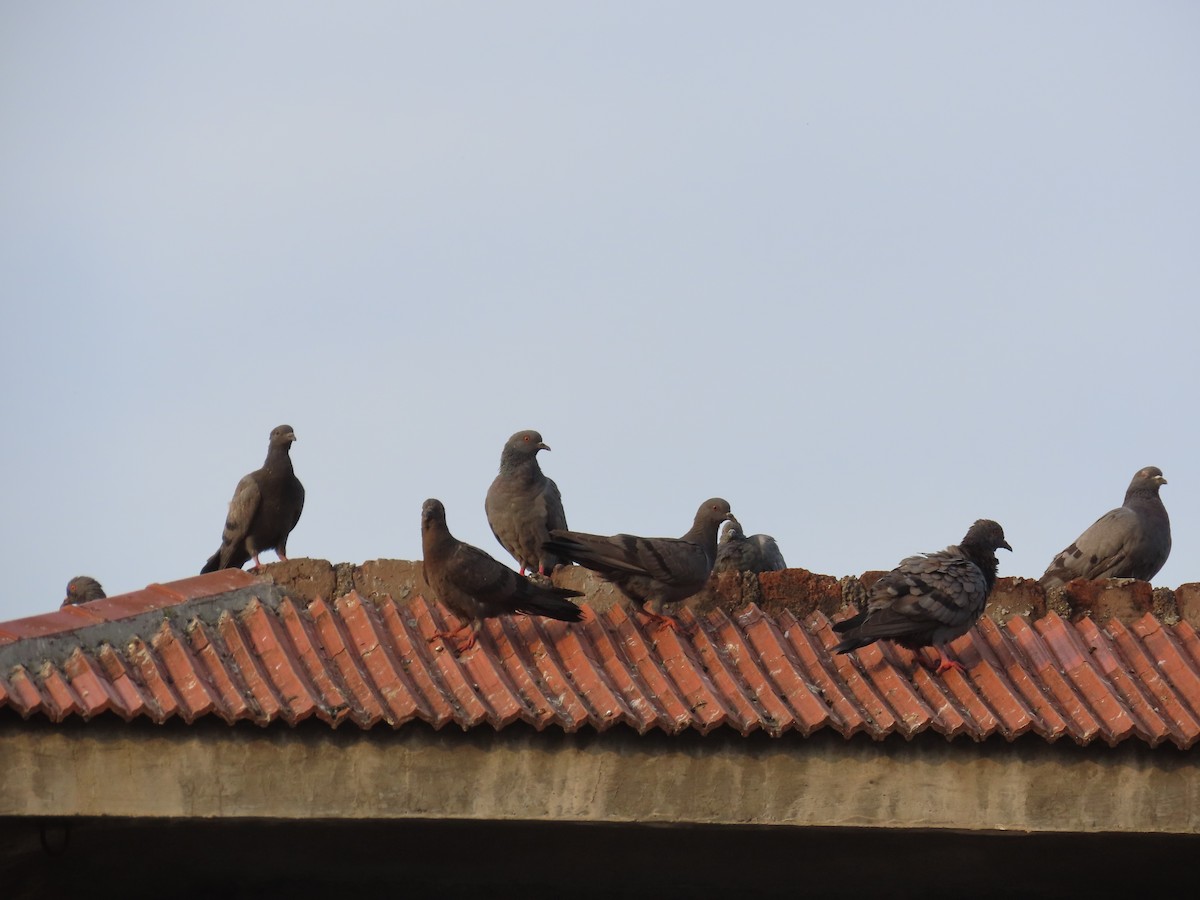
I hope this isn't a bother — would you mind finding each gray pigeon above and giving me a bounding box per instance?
[421,498,584,653]
[544,498,737,628]
[484,429,569,576]
[832,519,1011,673]
[1040,466,1170,591]
[713,520,787,575]
[201,424,305,573]
[63,576,106,606]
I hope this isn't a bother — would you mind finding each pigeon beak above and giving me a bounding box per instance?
[537,442,551,452]
[1001,540,1013,552]
[287,433,298,443]
[726,513,741,528]
[1157,476,1167,485]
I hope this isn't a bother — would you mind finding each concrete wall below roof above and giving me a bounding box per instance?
[1,717,1197,834]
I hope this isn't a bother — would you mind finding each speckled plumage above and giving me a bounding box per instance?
[833,519,1011,672]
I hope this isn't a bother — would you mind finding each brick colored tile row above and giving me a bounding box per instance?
[2,573,1200,747]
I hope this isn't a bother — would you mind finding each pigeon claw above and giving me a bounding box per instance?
[923,648,965,675]
[429,622,477,654]
[637,607,690,634]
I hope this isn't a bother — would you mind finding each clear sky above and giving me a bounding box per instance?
[2,3,1197,621]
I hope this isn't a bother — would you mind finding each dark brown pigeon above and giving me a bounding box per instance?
[63,576,106,606]
[713,520,787,575]
[544,498,736,629]
[201,424,305,573]
[421,498,584,653]
[1040,466,1171,591]
[832,519,1011,674]
[484,429,569,576]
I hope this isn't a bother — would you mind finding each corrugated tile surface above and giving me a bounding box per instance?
[3,573,1200,747]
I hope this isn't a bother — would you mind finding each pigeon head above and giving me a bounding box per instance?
[64,575,105,606]
[503,430,550,459]
[696,498,737,529]
[1128,466,1167,497]
[422,498,448,530]
[961,519,1012,553]
[720,520,745,543]
[269,424,298,447]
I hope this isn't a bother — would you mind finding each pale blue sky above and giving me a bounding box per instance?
[2,3,1197,620]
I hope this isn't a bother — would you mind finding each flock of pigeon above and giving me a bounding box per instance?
[64,426,1173,675]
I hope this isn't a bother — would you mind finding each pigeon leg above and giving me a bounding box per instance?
[251,552,263,569]
[277,551,289,562]
[430,620,478,654]
[925,646,965,675]
[636,604,690,634]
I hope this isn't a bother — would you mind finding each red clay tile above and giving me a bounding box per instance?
[39,664,83,722]
[95,644,156,721]
[3,571,1200,748]
[308,597,389,728]
[277,598,353,726]
[334,592,429,727]
[734,607,833,736]
[62,649,125,719]
[602,604,696,734]
[151,622,223,724]
[238,599,319,725]
[375,599,464,729]
[126,636,183,722]
[6,666,44,717]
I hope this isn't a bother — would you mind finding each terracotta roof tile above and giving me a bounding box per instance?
[4,572,1200,748]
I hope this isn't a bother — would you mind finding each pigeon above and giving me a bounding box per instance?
[484,429,569,576]
[713,520,787,575]
[832,519,1011,674]
[201,424,305,573]
[1040,466,1171,591]
[544,498,736,629]
[63,576,106,606]
[421,498,584,653]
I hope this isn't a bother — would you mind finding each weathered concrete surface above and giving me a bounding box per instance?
[2,718,1196,834]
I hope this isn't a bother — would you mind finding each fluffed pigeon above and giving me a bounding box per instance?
[544,498,736,629]
[421,498,584,653]
[63,576,106,606]
[1040,466,1171,591]
[484,429,569,576]
[713,520,787,575]
[832,519,1011,673]
[201,424,305,573]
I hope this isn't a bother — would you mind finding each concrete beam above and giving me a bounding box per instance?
[1,718,1196,834]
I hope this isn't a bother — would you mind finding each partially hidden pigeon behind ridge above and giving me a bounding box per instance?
[713,520,787,575]
[485,429,569,576]
[421,498,584,653]
[544,498,736,629]
[832,519,1011,674]
[63,576,106,606]
[201,424,306,574]
[1040,466,1171,591]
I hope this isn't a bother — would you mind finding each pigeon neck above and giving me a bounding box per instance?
[262,444,294,477]
[685,520,722,563]
[498,453,540,482]
[961,543,1001,590]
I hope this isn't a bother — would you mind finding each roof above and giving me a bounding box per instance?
[2,569,1199,748]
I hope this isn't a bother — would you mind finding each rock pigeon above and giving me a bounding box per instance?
[421,498,584,653]
[713,520,787,575]
[201,424,305,574]
[484,429,569,576]
[832,519,1011,674]
[1040,466,1171,591]
[544,498,736,629]
[63,576,106,606]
